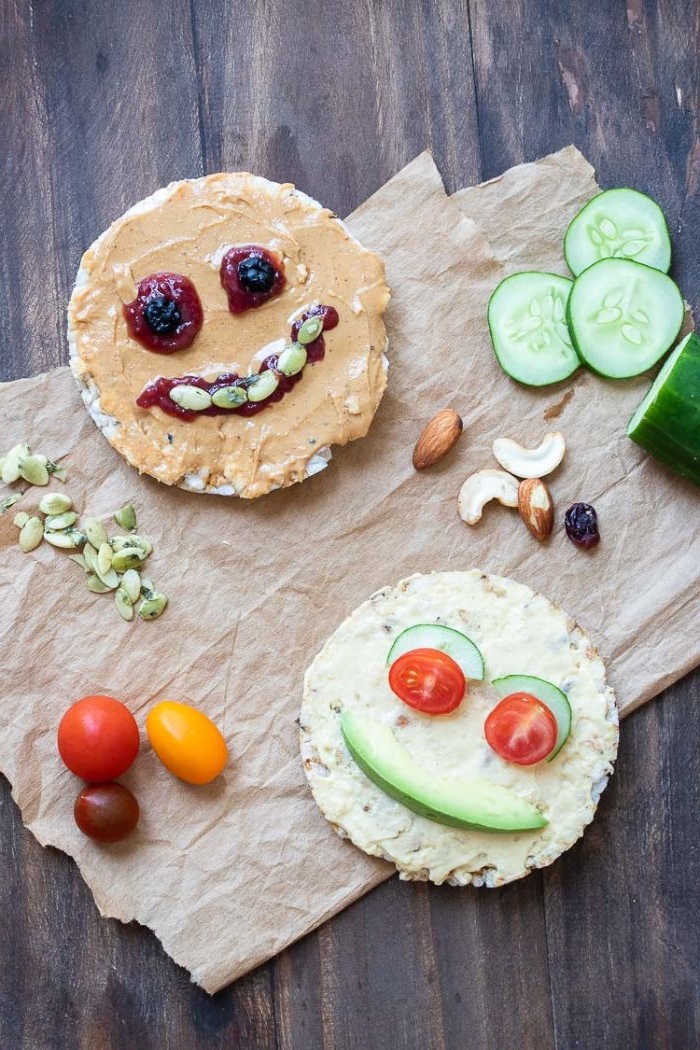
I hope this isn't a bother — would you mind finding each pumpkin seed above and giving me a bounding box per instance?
[18,456,50,486]
[83,543,98,573]
[45,510,78,531]
[2,443,29,484]
[247,370,279,402]
[111,547,145,573]
[140,576,155,598]
[1,493,23,513]
[169,385,212,411]
[38,492,73,516]
[95,563,120,588]
[277,344,307,377]
[115,587,134,621]
[297,315,324,345]
[44,529,83,550]
[113,503,137,531]
[68,553,88,570]
[138,593,168,620]
[84,517,108,549]
[48,463,67,482]
[121,568,141,603]
[111,535,152,559]
[110,534,151,556]
[19,516,44,552]
[211,385,248,409]
[13,511,29,528]
[97,542,114,576]
[86,574,113,593]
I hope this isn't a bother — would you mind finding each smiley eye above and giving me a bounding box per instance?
[124,272,203,354]
[143,296,182,334]
[237,255,276,293]
[220,245,286,313]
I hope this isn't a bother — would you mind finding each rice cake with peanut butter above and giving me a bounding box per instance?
[300,570,618,886]
[68,173,390,498]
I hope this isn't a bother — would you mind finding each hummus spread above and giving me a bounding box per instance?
[68,173,390,498]
[301,571,618,886]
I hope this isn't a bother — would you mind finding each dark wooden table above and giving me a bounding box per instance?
[2,2,699,1047]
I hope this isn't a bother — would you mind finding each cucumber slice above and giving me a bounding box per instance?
[627,331,700,486]
[566,258,683,379]
[487,272,580,387]
[387,624,485,680]
[564,188,672,276]
[491,674,572,761]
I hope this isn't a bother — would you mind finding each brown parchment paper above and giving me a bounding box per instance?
[0,147,697,992]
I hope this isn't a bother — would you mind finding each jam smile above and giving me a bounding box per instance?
[136,304,339,421]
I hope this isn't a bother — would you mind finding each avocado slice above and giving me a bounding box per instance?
[340,710,547,832]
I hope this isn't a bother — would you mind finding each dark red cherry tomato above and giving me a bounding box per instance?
[74,783,140,843]
[484,692,557,765]
[388,648,465,715]
[57,695,140,781]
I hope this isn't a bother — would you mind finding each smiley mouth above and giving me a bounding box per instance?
[136,303,339,421]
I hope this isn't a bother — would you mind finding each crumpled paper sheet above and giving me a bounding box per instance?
[0,147,697,993]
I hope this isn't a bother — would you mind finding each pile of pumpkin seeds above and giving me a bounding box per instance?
[2,442,167,623]
[1,442,66,514]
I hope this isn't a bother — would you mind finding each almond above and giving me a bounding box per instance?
[412,409,463,470]
[518,478,554,541]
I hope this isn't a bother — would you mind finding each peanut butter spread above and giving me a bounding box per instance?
[68,173,390,498]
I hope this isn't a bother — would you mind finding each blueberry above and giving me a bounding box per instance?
[237,255,276,294]
[144,296,182,335]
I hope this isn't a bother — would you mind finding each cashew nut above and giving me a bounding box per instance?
[458,469,520,525]
[492,431,566,479]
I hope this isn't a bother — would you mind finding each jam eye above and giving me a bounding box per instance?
[220,245,286,313]
[144,296,182,335]
[124,273,203,353]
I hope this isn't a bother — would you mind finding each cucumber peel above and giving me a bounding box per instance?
[387,624,485,680]
[627,331,700,486]
[491,674,572,761]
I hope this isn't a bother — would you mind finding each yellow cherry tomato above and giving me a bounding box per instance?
[146,701,228,784]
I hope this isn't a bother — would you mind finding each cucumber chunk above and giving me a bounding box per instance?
[387,624,485,680]
[564,188,672,276]
[627,331,700,486]
[491,674,572,761]
[566,258,683,379]
[487,272,580,387]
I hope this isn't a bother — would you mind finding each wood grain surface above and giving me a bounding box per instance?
[1,1,699,1047]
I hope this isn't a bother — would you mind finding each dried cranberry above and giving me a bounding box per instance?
[564,503,600,549]
[220,246,285,313]
[124,273,203,353]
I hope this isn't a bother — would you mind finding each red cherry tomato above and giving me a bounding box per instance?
[57,695,140,781]
[388,648,465,715]
[484,692,557,765]
[146,701,228,784]
[74,783,140,843]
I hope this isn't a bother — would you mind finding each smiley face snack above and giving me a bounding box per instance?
[300,570,618,887]
[68,174,390,498]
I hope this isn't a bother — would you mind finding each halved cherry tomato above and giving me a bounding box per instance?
[484,692,557,765]
[146,701,228,784]
[388,647,465,715]
[57,695,140,781]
